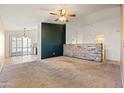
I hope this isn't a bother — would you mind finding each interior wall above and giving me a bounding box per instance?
[5,30,38,57]
[121,4,124,87]
[37,23,42,59]
[0,17,5,58]
[66,6,121,61]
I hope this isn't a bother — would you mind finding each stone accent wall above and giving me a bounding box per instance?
[64,44,102,62]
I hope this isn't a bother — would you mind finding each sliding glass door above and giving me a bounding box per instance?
[11,36,32,56]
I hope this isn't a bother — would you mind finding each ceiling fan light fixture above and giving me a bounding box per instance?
[61,9,66,15]
[59,16,66,22]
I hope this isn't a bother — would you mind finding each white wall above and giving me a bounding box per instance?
[37,22,41,59]
[66,7,121,61]
[121,4,124,87]
[5,30,38,57]
[0,17,5,58]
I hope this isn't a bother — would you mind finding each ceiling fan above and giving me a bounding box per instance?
[50,8,76,22]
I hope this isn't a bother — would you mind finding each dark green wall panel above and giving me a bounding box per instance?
[41,23,66,59]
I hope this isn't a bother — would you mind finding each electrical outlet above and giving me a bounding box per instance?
[52,52,55,55]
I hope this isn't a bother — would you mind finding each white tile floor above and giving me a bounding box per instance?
[0,55,39,66]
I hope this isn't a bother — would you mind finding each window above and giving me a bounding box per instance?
[11,36,32,56]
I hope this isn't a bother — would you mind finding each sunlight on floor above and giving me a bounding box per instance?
[0,55,40,66]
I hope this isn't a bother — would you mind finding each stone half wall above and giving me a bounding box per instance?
[63,44,103,62]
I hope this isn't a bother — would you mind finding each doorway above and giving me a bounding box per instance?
[10,36,32,57]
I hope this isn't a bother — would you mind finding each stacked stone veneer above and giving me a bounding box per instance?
[64,44,102,62]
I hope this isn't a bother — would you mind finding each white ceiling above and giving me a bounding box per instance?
[0,4,120,31]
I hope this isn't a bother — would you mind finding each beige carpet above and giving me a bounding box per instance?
[0,56,122,88]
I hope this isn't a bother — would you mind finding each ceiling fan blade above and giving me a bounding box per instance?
[50,13,58,15]
[54,18,59,21]
[66,19,69,22]
[68,13,76,17]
